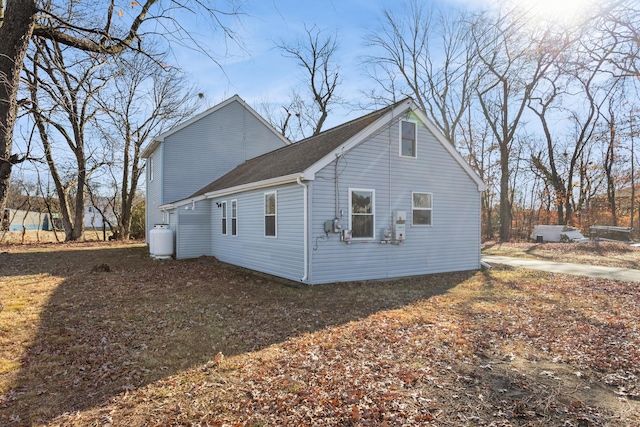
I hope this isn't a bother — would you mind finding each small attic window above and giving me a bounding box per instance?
[400,120,417,158]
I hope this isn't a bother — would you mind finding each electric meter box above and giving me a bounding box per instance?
[324,218,342,233]
[393,210,406,242]
[381,227,392,242]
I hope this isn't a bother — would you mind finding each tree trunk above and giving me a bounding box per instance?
[499,142,512,241]
[119,130,133,240]
[605,130,617,226]
[36,112,78,241]
[71,150,86,241]
[0,0,37,212]
[498,76,512,242]
[482,193,494,240]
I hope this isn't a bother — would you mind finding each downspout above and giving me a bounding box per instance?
[335,152,341,219]
[296,177,308,283]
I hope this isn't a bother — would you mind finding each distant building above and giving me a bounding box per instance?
[2,208,52,232]
[84,200,117,230]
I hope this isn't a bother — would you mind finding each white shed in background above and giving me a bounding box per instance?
[530,225,589,243]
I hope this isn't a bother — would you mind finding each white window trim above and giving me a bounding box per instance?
[399,119,418,158]
[264,191,277,238]
[221,201,227,235]
[231,199,238,236]
[412,191,433,226]
[348,188,375,240]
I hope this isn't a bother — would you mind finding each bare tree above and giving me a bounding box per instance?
[277,25,341,138]
[602,98,620,225]
[458,108,499,239]
[24,37,110,241]
[0,0,39,216]
[601,0,640,79]
[362,0,640,239]
[95,51,202,240]
[364,1,478,144]
[629,108,638,234]
[527,46,576,225]
[594,0,640,231]
[521,0,638,230]
[470,8,574,241]
[0,0,242,214]
[564,28,622,225]
[257,93,306,142]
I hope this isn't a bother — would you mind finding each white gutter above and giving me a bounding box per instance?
[158,194,207,211]
[296,177,308,283]
[203,173,305,200]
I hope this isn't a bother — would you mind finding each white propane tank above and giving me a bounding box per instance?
[150,224,173,259]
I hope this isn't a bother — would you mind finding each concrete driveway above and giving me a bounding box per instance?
[482,255,640,283]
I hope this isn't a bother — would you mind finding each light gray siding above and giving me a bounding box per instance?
[162,100,287,204]
[145,148,164,242]
[3,209,50,231]
[175,200,212,259]
[211,184,305,282]
[308,118,481,284]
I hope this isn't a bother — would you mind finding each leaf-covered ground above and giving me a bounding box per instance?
[0,242,638,426]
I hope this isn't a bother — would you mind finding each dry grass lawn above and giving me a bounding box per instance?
[482,240,640,270]
[0,241,638,426]
[0,230,112,245]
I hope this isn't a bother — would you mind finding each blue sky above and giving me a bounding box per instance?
[172,0,493,127]
[11,0,495,185]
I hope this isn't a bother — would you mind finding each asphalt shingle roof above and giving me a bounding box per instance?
[187,100,406,199]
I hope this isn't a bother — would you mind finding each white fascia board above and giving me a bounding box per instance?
[304,99,414,178]
[160,173,306,210]
[410,107,487,192]
[202,173,306,200]
[141,138,161,158]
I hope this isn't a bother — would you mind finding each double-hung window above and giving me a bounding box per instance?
[400,120,417,158]
[221,201,227,234]
[264,191,277,237]
[349,189,375,239]
[412,192,432,226]
[231,200,238,236]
